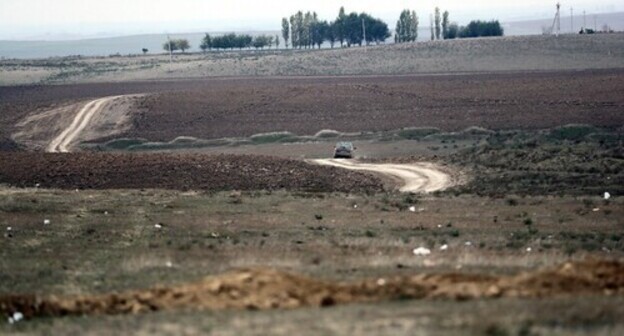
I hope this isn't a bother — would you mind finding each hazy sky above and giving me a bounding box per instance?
[0,0,621,40]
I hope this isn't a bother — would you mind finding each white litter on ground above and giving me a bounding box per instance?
[43,219,50,225]
[464,241,472,246]
[376,278,386,286]
[165,261,173,268]
[353,204,358,209]
[440,244,449,251]
[6,227,11,231]
[413,247,431,256]
[604,192,611,200]
[526,247,532,252]
[8,312,24,324]
[154,224,162,229]
[593,208,600,212]
[409,206,416,212]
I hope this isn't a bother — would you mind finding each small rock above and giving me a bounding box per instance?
[409,206,416,212]
[437,224,442,228]
[412,247,431,256]
[604,192,611,200]
[6,227,11,231]
[104,211,109,215]
[154,223,163,229]
[35,183,40,188]
[165,261,173,268]
[526,247,532,252]
[353,204,358,209]
[376,278,386,286]
[464,241,472,246]
[43,219,50,225]
[592,208,600,212]
[440,244,448,251]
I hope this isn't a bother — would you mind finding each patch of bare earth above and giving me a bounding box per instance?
[1,260,622,319]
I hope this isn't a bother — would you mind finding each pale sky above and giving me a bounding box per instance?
[0,0,620,40]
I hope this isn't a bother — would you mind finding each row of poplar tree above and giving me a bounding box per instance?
[165,7,503,53]
[280,7,391,49]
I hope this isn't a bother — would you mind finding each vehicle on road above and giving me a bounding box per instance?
[334,142,356,159]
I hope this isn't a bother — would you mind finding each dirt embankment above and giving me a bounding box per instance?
[1,260,622,319]
[0,153,384,193]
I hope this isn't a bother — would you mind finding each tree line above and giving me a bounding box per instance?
[394,7,503,43]
[199,33,280,51]
[281,7,390,49]
[161,7,504,53]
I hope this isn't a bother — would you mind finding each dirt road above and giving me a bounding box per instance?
[46,96,123,153]
[313,159,453,193]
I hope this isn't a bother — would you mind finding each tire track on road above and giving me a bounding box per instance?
[47,96,123,153]
[312,159,454,193]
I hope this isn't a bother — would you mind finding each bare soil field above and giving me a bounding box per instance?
[0,153,382,193]
[2,69,624,149]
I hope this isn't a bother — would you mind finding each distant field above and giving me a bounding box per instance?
[1,11,622,59]
[3,69,623,151]
[1,34,623,86]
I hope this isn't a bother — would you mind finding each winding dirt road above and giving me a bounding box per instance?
[42,95,455,194]
[47,96,123,153]
[313,159,454,193]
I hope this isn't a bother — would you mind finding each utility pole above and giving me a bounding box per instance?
[167,34,173,65]
[552,3,561,36]
[362,18,367,49]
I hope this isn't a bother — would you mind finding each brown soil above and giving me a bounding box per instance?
[0,153,383,193]
[2,69,624,148]
[1,260,622,319]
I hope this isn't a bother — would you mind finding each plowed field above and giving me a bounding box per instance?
[2,69,624,147]
[0,153,383,192]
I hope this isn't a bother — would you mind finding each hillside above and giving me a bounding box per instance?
[1,33,624,86]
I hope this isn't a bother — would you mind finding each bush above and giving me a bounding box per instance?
[548,124,597,141]
[398,127,441,140]
[445,20,504,39]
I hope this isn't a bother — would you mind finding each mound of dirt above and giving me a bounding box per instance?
[0,153,383,193]
[1,260,622,319]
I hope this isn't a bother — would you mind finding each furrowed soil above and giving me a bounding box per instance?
[2,69,624,148]
[0,153,383,193]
